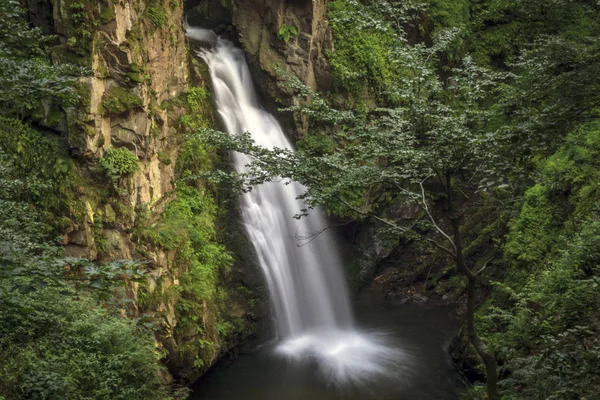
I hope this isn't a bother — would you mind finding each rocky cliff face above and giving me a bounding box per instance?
[187,0,334,136]
[232,0,334,135]
[231,0,333,93]
[25,0,261,384]
[49,0,188,261]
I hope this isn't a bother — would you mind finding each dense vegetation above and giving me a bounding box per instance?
[0,0,241,397]
[0,2,183,398]
[0,118,177,398]
[4,0,600,398]
[200,0,600,398]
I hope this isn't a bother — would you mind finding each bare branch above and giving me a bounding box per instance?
[291,226,330,247]
[391,179,458,257]
[475,255,496,276]
[338,197,457,258]
[467,162,484,184]
[424,237,457,258]
[419,177,458,253]
[290,220,352,247]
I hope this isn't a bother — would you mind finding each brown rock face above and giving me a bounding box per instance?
[25,0,260,385]
[187,0,333,135]
[228,0,333,135]
[35,0,189,262]
[234,0,333,89]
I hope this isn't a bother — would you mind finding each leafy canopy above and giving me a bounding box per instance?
[0,0,85,116]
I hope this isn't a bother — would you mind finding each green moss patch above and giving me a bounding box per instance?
[100,86,143,115]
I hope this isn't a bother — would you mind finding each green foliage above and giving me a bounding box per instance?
[100,4,115,24]
[478,217,600,399]
[101,86,143,115]
[179,87,213,131]
[327,0,404,98]
[134,182,243,376]
[0,286,172,400]
[503,184,564,277]
[277,23,298,43]
[61,0,109,64]
[136,81,251,375]
[0,124,175,399]
[176,87,217,179]
[158,151,172,166]
[138,277,182,311]
[0,117,71,186]
[138,186,231,299]
[467,0,600,66]
[0,0,84,116]
[100,147,140,182]
[426,0,470,32]
[297,130,336,156]
[177,136,216,178]
[502,119,600,282]
[470,116,600,398]
[145,6,168,28]
[541,120,600,219]
[0,117,75,223]
[126,63,152,85]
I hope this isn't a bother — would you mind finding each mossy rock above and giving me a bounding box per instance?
[145,6,169,29]
[101,86,143,115]
[50,44,90,67]
[100,4,115,24]
[125,63,152,85]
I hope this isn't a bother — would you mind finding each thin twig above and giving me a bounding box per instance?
[338,197,457,257]
[419,177,458,253]
[475,255,496,276]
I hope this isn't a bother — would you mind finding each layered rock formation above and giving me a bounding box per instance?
[187,0,334,135]
[25,0,261,384]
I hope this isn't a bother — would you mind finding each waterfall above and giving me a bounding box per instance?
[187,27,401,384]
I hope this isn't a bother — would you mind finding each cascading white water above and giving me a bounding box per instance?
[187,27,402,384]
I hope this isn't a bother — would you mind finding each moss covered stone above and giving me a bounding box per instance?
[125,63,151,85]
[145,6,168,28]
[100,4,115,24]
[101,86,143,115]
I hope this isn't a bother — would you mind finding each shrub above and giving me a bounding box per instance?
[0,286,173,400]
[327,0,404,99]
[100,147,139,182]
[0,117,73,215]
[277,23,298,43]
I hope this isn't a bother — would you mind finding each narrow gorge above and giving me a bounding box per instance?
[2,0,600,399]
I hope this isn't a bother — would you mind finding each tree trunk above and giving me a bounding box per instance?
[452,219,498,399]
[465,272,498,399]
[444,171,498,399]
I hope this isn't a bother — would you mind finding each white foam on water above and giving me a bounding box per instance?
[276,329,407,385]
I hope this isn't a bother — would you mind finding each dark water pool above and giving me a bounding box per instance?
[190,290,463,400]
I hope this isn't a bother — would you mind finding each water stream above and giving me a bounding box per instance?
[186,27,353,337]
[185,27,462,397]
